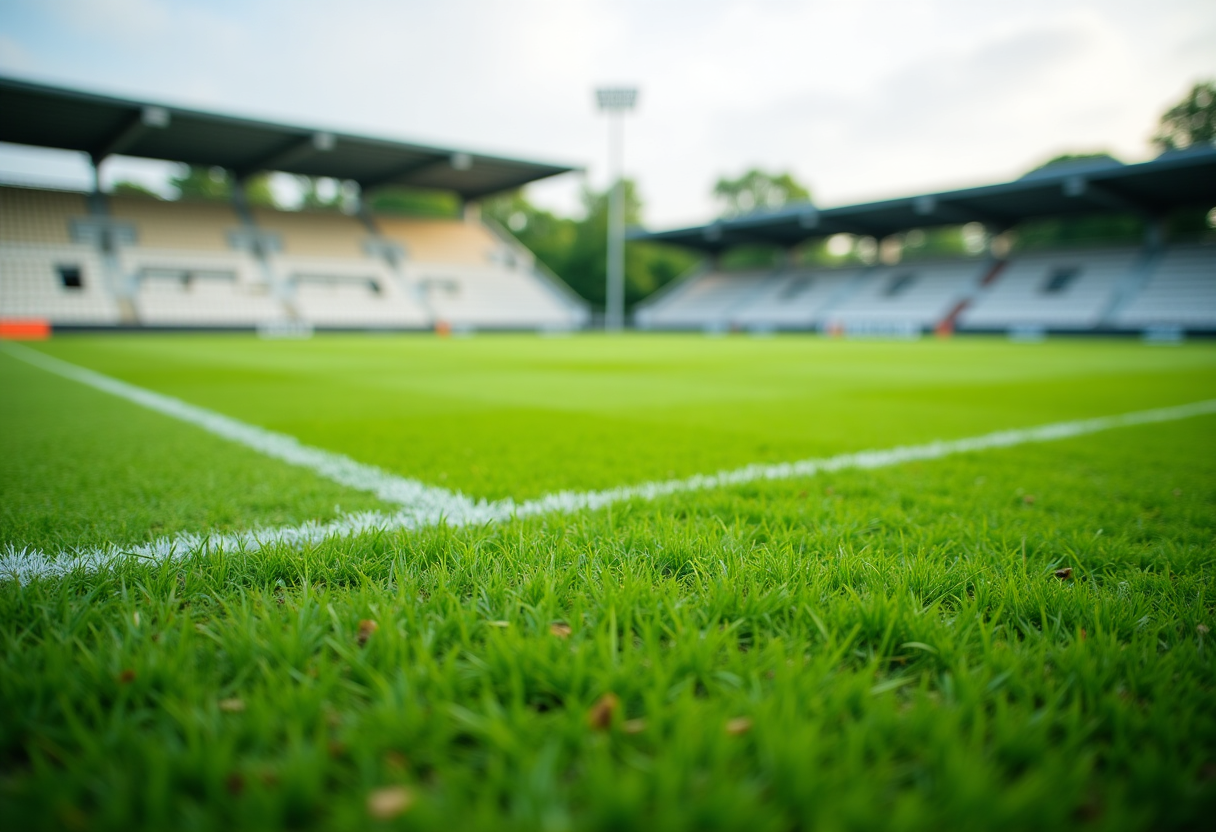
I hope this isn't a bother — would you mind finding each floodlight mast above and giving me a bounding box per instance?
[596,88,637,332]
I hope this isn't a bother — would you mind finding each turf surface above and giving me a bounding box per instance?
[4,333,1216,549]
[1,333,1214,830]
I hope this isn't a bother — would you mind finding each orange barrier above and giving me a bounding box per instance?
[0,318,51,340]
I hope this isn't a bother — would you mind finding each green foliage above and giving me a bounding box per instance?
[368,186,462,219]
[168,165,275,206]
[1023,152,1121,175]
[1012,214,1144,251]
[482,191,579,279]
[1165,206,1216,241]
[719,243,785,270]
[484,184,700,311]
[895,227,970,260]
[110,181,161,199]
[714,169,811,217]
[2,335,1216,830]
[290,176,352,212]
[1153,80,1216,151]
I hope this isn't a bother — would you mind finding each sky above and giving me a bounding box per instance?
[0,0,1213,228]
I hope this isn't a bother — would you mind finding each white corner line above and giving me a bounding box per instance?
[0,341,475,512]
[3,341,1215,584]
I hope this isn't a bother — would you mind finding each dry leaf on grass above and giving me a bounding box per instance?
[367,785,415,819]
[1023,494,1037,505]
[622,718,647,734]
[1054,567,1074,580]
[725,717,753,736]
[219,697,246,713]
[225,772,245,795]
[1198,624,1210,635]
[357,619,379,646]
[118,669,136,684]
[549,622,573,638]
[587,692,619,730]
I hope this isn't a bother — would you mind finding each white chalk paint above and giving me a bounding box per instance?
[3,341,1214,584]
[1,342,472,511]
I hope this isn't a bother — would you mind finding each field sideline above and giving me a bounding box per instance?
[1,333,1214,830]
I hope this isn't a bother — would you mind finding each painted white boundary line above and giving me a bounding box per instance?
[0,342,475,512]
[509,397,1216,518]
[2,342,1214,584]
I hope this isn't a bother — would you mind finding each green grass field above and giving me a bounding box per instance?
[1,333,1215,830]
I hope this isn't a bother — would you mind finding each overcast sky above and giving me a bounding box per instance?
[1,0,1213,227]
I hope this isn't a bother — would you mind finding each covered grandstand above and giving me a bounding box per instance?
[0,77,589,331]
[632,149,1216,335]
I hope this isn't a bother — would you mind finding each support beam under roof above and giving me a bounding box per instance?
[91,106,170,164]
[1062,177,1151,216]
[234,132,335,181]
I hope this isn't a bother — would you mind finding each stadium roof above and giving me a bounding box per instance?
[632,146,1216,253]
[0,76,577,199]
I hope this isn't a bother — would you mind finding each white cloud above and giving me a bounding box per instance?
[0,0,1212,224]
[0,34,36,73]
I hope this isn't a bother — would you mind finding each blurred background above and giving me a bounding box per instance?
[0,0,1212,320]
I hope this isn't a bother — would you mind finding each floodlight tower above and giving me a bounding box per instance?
[595,87,637,332]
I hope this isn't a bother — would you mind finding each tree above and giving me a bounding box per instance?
[1153,81,1216,151]
[482,191,578,276]
[1023,152,1120,175]
[111,180,161,199]
[295,176,342,211]
[368,186,462,218]
[168,165,275,206]
[713,169,810,217]
[483,183,700,311]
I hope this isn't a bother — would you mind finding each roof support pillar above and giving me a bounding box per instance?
[234,132,335,182]
[91,105,170,168]
[915,194,1009,228]
[1144,215,1167,253]
[87,156,107,216]
[1063,177,1148,216]
[353,186,379,235]
[230,176,254,226]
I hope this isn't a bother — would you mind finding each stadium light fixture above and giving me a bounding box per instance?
[596,87,637,332]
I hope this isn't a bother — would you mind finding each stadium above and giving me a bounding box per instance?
[2,3,1216,830]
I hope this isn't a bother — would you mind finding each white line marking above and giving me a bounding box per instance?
[3,342,1215,584]
[509,398,1216,517]
[0,342,475,512]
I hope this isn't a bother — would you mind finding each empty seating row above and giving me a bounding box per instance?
[412,264,583,328]
[635,246,1215,333]
[0,185,588,330]
[829,260,986,329]
[958,249,1138,330]
[1113,246,1216,329]
[0,244,121,324]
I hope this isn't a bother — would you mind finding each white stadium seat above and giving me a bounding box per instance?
[0,185,588,331]
[1113,245,1216,329]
